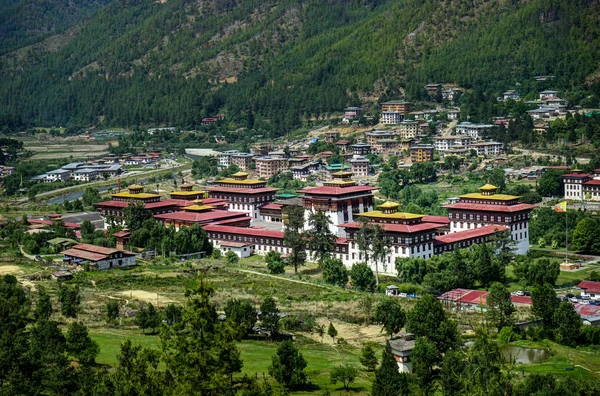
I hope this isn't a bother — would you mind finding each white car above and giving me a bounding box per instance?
[398,293,408,298]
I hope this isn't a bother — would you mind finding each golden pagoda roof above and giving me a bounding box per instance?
[182,204,215,212]
[170,190,208,196]
[479,184,498,191]
[218,178,265,185]
[459,192,520,201]
[359,211,424,220]
[111,191,160,199]
[331,171,353,177]
[232,171,249,177]
[128,184,144,190]
[378,201,401,210]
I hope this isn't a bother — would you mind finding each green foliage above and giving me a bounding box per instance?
[225,250,239,265]
[306,211,335,266]
[211,248,222,259]
[486,282,516,331]
[224,299,257,339]
[259,297,280,335]
[349,262,376,292]
[571,218,600,254]
[372,344,412,396]
[34,286,52,322]
[497,326,519,344]
[124,201,153,232]
[537,169,565,197]
[129,219,212,256]
[330,364,358,391]
[66,322,100,365]
[283,205,307,273]
[553,301,582,347]
[268,340,307,389]
[359,343,378,372]
[58,283,80,318]
[411,337,438,390]
[265,250,285,274]
[374,299,407,338]
[321,257,348,287]
[327,322,338,343]
[105,300,120,324]
[134,302,161,334]
[164,303,182,326]
[514,257,560,287]
[531,283,560,328]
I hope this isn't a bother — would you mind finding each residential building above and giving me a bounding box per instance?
[230,153,254,171]
[290,162,320,181]
[343,107,362,120]
[255,156,288,179]
[336,140,350,152]
[578,281,600,301]
[469,141,503,156]
[46,169,71,182]
[381,111,404,125]
[410,145,434,163]
[502,90,521,101]
[455,122,495,140]
[381,100,412,114]
[397,121,419,140]
[442,88,462,101]
[447,110,460,120]
[349,143,372,156]
[349,155,369,176]
[539,90,558,100]
[365,130,398,152]
[425,84,442,93]
[443,184,536,254]
[434,135,473,152]
[73,169,98,182]
[62,243,136,270]
[299,171,375,236]
[563,171,592,200]
[0,165,15,178]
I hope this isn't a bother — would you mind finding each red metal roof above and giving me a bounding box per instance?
[577,281,600,293]
[112,231,131,238]
[73,243,119,255]
[563,173,590,178]
[336,140,350,145]
[573,303,600,316]
[584,180,600,185]
[444,202,535,212]
[299,185,375,196]
[62,248,108,261]
[219,241,252,248]
[460,290,488,305]
[339,221,441,233]
[28,219,81,229]
[511,295,532,305]
[154,210,247,224]
[422,215,450,224]
[96,200,129,208]
[336,238,349,245]
[434,225,508,244]
[204,224,284,239]
[214,216,252,225]
[261,203,283,210]
[145,199,194,209]
[205,187,278,194]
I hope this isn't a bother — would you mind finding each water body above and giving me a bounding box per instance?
[501,345,550,364]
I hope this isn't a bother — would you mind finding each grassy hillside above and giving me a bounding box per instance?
[0,0,599,133]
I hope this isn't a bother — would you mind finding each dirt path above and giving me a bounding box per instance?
[229,267,335,290]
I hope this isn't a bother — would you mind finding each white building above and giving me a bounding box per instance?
[469,141,503,156]
[578,281,600,301]
[397,121,419,140]
[434,135,473,152]
[73,169,98,182]
[349,155,370,176]
[455,122,495,140]
[381,111,404,125]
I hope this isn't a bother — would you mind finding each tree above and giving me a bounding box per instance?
[537,169,564,197]
[260,297,280,336]
[224,299,256,339]
[124,201,152,231]
[359,343,378,371]
[211,249,222,259]
[330,364,358,391]
[486,282,515,330]
[135,303,161,334]
[473,243,504,288]
[531,283,560,328]
[65,322,99,365]
[553,301,581,346]
[104,339,163,395]
[526,258,560,286]
[571,218,600,254]
[350,262,376,291]
[268,340,307,389]
[406,294,459,356]
[106,300,120,324]
[374,299,407,338]
[80,220,95,240]
[164,303,182,326]
[440,350,466,396]
[411,337,439,390]
[372,343,412,396]
[322,257,348,286]
[225,250,239,265]
[34,286,52,321]
[283,205,306,274]
[58,284,80,318]
[265,251,285,274]
[327,322,338,344]
[306,210,335,266]
[316,324,326,343]
[371,224,391,286]
[356,219,375,273]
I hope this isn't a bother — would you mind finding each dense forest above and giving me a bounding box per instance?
[0,0,599,135]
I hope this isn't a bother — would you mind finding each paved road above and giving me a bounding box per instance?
[513,148,590,164]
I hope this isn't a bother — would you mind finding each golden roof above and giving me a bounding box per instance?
[359,211,424,220]
[331,171,353,177]
[378,201,401,210]
[170,190,208,197]
[459,193,520,201]
[182,204,214,212]
[479,184,498,191]
[111,192,160,199]
[232,171,249,177]
[128,184,144,190]
[180,183,194,188]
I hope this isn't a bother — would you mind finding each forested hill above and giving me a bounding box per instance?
[1,0,599,135]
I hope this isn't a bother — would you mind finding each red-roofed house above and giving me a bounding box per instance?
[62,243,136,270]
[578,281,600,301]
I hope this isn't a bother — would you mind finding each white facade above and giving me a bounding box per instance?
[434,135,473,152]
[470,142,502,156]
[381,111,404,125]
[564,176,588,200]
[397,121,419,140]
[455,122,495,140]
[220,243,252,258]
[73,170,98,182]
[349,155,369,176]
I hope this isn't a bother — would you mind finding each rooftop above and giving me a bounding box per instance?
[444,202,535,212]
[434,225,508,244]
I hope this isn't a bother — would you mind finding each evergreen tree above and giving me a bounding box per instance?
[34,286,53,322]
[327,322,338,344]
[374,299,407,339]
[306,211,335,267]
[283,205,306,274]
[268,340,307,389]
[66,322,100,366]
[372,344,411,396]
[359,343,379,372]
[58,284,80,318]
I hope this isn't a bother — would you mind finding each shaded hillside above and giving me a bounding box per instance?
[0,0,599,133]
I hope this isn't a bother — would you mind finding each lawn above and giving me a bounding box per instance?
[89,329,376,395]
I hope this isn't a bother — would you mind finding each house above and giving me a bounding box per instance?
[503,90,521,101]
[397,121,419,140]
[381,111,404,125]
[469,141,503,156]
[255,157,288,179]
[577,281,600,301]
[539,90,558,100]
[381,100,412,114]
[290,162,320,181]
[409,145,434,163]
[389,334,416,373]
[425,84,442,93]
[447,110,460,120]
[455,122,495,140]
[73,169,98,182]
[62,243,136,270]
[219,241,253,258]
[343,107,362,120]
[46,169,71,182]
[349,155,370,176]
[434,135,473,152]
[349,143,372,156]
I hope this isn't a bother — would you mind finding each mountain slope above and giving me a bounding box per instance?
[0,0,599,133]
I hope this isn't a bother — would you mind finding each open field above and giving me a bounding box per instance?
[25,143,110,160]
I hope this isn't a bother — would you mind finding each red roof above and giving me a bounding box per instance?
[434,225,508,244]
[73,243,119,255]
[336,238,349,245]
[577,281,600,293]
[145,199,194,209]
[573,303,600,317]
[154,210,247,224]
[261,203,283,210]
[96,200,128,208]
[460,290,488,305]
[204,224,284,239]
[439,288,531,306]
[112,231,131,238]
[299,185,375,196]
[584,180,600,185]
[205,187,278,194]
[336,140,350,145]
[339,221,441,234]
[220,241,252,248]
[422,215,450,225]
[62,248,108,261]
[511,295,532,306]
[444,202,535,212]
[214,216,252,225]
[28,219,81,229]
[563,173,590,178]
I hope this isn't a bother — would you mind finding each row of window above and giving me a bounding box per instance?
[449,213,529,222]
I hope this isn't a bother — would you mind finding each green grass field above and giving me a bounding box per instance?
[89,329,376,394]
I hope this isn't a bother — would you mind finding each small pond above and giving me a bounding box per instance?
[501,345,550,364]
